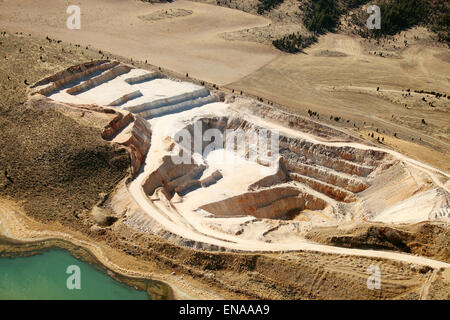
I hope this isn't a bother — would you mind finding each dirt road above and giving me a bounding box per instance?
[127,103,450,269]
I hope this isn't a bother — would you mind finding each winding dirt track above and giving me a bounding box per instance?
[130,181,450,269]
[128,104,450,269]
[1,0,448,275]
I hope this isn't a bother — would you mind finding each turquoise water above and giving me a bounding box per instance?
[0,249,150,300]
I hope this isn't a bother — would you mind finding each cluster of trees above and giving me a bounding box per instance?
[303,0,373,34]
[356,0,448,44]
[304,0,340,33]
[307,109,319,117]
[269,0,448,53]
[430,7,450,44]
[257,0,284,14]
[271,0,373,52]
[272,33,317,53]
[370,0,426,37]
[302,0,446,44]
[331,116,341,122]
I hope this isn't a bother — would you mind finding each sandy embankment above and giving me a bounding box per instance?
[22,59,450,271]
[0,199,222,300]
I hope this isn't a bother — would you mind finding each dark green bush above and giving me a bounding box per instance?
[304,0,341,33]
[371,0,427,36]
[272,33,317,53]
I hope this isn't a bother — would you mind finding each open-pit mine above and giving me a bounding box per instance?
[1,0,449,303]
[25,60,449,270]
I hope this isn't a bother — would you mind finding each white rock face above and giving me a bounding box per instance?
[34,60,218,117]
[374,188,450,224]
[33,61,450,261]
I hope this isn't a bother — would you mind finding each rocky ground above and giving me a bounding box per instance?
[190,1,450,173]
[1,196,449,300]
[0,33,130,229]
[0,31,449,299]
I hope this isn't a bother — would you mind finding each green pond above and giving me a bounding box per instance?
[0,249,151,300]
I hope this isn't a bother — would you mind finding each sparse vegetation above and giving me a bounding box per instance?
[304,0,341,34]
[257,0,285,14]
[431,10,450,43]
[304,0,371,34]
[272,33,317,53]
[0,33,130,227]
[351,0,448,44]
[371,0,427,37]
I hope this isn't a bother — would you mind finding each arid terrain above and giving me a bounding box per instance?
[0,0,277,85]
[0,0,449,300]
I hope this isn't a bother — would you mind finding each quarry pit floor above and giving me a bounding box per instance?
[1,27,449,298]
[2,0,449,178]
[27,60,450,270]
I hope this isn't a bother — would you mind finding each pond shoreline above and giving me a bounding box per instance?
[0,198,207,300]
[0,235,174,300]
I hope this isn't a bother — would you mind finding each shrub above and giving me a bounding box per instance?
[304,0,341,33]
[257,0,285,14]
[272,33,317,53]
[371,0,427,37]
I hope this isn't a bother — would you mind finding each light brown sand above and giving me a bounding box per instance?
[0,0,278,85]
[227,31,450,170]
[1,1,448,170]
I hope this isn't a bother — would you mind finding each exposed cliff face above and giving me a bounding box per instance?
[200,186,328,219]
[31,60,120,96]
[284,160,368,193]
[141,154,225,200]
[24,61,449,260]
[171,115,387,212]
[306,222,450,263]
[280,138,383,176]
[107,114,152,178]
[3,36,449,301]
[28,98,151,182]
[249,158,288,190]
[102,112,134,139]
[244,103,357,141]
[66,65,132,95]
[143,156,207,199]
[30,62,153,180]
